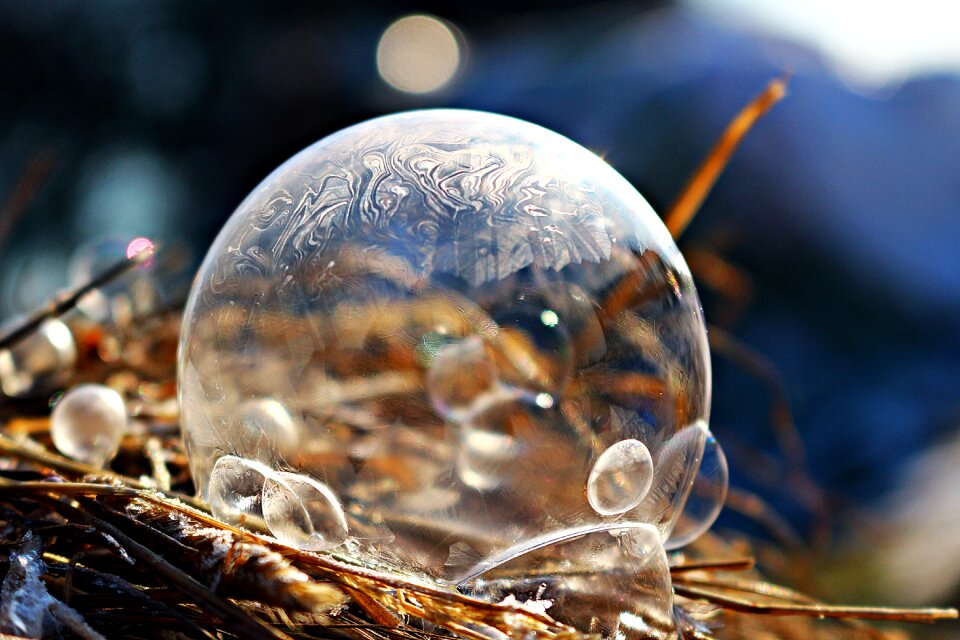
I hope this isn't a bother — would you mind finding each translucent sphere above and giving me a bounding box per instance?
[0,319,77,397]
[180,109,724,636]
[51,384,127,466]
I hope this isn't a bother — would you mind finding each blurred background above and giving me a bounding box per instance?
[1,0,958,628]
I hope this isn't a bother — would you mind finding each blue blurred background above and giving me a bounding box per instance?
[1,0,958,616]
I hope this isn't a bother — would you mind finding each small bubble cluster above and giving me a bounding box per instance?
[207,453,348,551]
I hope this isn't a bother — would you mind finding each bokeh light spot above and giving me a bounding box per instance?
[126,236,155,260]
[535,392,555,409]
[376,15,461,94]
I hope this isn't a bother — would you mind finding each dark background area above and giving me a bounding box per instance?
[1,0,958,614]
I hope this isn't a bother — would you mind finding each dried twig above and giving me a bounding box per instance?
[0,247,154,351]
[665,76,788,238]
[673,581,957,623]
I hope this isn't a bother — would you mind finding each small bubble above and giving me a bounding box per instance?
[631,420,724,547]
[663,422,728,550]
[208,455,271,526]
[0,319,77,397]
[50,384,127,467]
[262,471,349,551]
[587,439,654,516]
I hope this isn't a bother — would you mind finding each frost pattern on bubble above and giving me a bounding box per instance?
[179,109,722,637]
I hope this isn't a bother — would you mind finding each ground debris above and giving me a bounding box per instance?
[0,533,107,640]
[117,494,345,612]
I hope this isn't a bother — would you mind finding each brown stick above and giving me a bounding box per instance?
[673,582,958,623]
[665,76,788,238]
[669,557,755,574]
[0,246,155,350]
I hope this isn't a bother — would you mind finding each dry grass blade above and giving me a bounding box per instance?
[1,420,957,638]
[0,434,204,510]
[109,498,345,612]
[10,488,298,640]
[669,557,755,574]
[0,480,343,614]
[673,581,957,623]
[709,326,832,555]
[0,478,578,640]
[665,76,788,238]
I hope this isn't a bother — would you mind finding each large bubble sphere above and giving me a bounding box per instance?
[179,109,724,636]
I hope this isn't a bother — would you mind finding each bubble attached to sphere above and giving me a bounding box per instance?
[262,471,349,551]
[179,109,725,638]
[207,454,271,526]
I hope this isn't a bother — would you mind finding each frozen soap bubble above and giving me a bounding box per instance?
[179,109,726,636]
[51,384,127,467]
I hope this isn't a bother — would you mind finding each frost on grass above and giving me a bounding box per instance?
[0,533,108,640]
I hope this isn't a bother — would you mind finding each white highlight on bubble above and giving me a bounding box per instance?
[377,15,462,94]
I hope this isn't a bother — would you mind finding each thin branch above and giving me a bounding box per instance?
[669,557,755,574]
[0,246,155,351]
[673,582,958,623]
[665,76,788,238]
